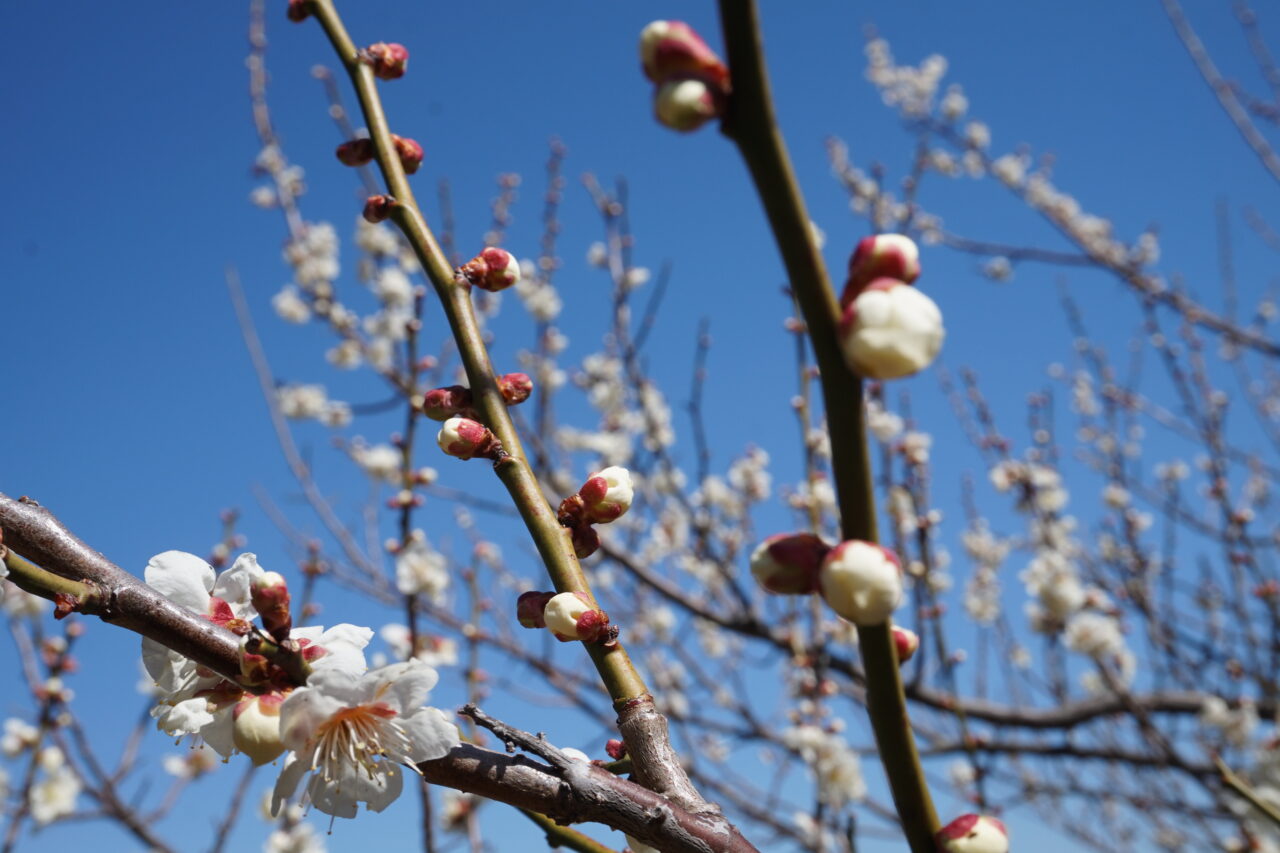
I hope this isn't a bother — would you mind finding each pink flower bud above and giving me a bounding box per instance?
[251,571,292,643]
[639,21,729,90]
[749,533,829,594]
[543,591,610,643]
[936,814,1008,853]
[336,138,375,167]
[422,385,473,421]
[232,693,286,765]
[653,79,721,132]
[363,194,396,223]
[392,134,424,174]
[516,590,555,629]
[286,0,310,22]
[460,247,521,292]
[578,466,634,524]
[841,234,921,307]
[819,540,903,626]
[573,524,601,559]
[838,278,944,380]
[437,417,499,460]
[892,625,919,664]
[498,372,533,406]
[605,738,627,760]
[364,42,409,80]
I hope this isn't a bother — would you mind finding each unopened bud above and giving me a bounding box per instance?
[363,194,396,223]
[841,234,921,307]
[625,836,661,853]
[749,533,829,595]
[543,591,609,643]
[819,540,903,626]
[437,417,499,460]
[639,21,729,90]
[460,247,521,292]
[336,138,375,167]
[422,385,473,421]
[286,0,311,22]
[250,570,292,642]
[516,590,555,629]
[892,625,919,664]
[578,466,634,524]
[936,814,1008,853]
[654,79,721,132]
[363,42,409,80]
[605,738,627,760]
[392,134,424,174]
[498,372,533,406]
[232,693,286,765]
[560,747,591,763]
[569,524,601,559]
[838,278,944,380]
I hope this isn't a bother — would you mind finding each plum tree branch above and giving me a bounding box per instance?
[714,2,941,848]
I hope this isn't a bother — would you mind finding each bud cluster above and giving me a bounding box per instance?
[638,21,730,132]
[334,134,424,175]
[836,233,944,381]
[749,533,905,627]
[422,373,533,422]
[557,467,635,558]
[515,590,616,645]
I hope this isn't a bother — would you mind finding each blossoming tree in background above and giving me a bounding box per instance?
[4,1,1280,851]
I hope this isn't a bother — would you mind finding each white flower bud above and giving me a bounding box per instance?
[838,279,944,380]
[819,541,903,626]
[579,466,635,524]
[654,79,720,132]
[542,592,609,643]
[233,695,285,766]
[936,814,1009,853]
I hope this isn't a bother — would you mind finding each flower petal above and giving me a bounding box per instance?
[211,552,264,615]
[367,660,438,714]
[399,707,460,764]
[145,551,214,611]
[271,752,309,816]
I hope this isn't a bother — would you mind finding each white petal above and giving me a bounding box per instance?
[200,705,237,758]
[212,553,264,613]
[145,551,214,611]
[153,696,215,737]
[399,707,460,764]
[277,686,347,750]
[271,752,309,816]
[368,660,438,713]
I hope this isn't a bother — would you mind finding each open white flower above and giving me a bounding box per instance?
[140,550,371,761]
[272,660,458,818]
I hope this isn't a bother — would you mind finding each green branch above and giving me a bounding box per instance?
[714,1,940,848]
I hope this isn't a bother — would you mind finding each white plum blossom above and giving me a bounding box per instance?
[353,443,402,484]
[277,384,330,420]
[395,538,449,601]
[2,718,39,758]
[373,267,414,308]
[272,660,459,818]
[141,551,371,760]
[780,724,867,808]
[265,822,327,853]
[30,747,81,825]
[273,286,311,324]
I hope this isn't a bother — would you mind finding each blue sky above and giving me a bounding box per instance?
[3,1,1279,850]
